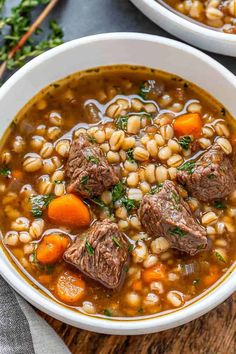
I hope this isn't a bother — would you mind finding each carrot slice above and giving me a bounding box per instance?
[142,264,166,283]
[55,270,86,304]
[173,113,203,138]
[48,193,90,227]
[36,234,69,265]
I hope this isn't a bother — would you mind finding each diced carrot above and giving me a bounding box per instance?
[203,265,219,286]
[55,270,86,304]
[36,234,70,265]
[173,113,203,138]
[142,264,166,283]
[38,274,52,285]
[48,193,90,227]
[132,280,142,291]
[12,170,24,180]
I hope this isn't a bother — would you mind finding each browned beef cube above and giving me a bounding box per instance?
[65,133,119,198]
[177,143,236,202]
[138,180,207,255]
[64,220,130,289]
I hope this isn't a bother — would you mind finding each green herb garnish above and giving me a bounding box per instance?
[54,180,63,184]
[207,174,215,179]
[127,148,135,162]
[112,181,125,202]
[179,136,191,150]
[87,135,96,144]
[193,279,200,285]
[91,197,106,208]
[121,197,138,212]
[214,250,226,263]
[85,240,94,256]
[178,161,195,174]
[138,82,150,100]
[116,116,129,130]
[30,194,55,217]
[86,155,99,165]
[150,184,163,195]
[128,244,135,252]
[80,175,89,186]
[213,200,226,210]
[170,227,187,238]
[171,192,180,205]
[112,236,122,248]
[103,309,112,317]
[0,166,11,178]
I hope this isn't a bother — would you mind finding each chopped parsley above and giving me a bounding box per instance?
[85,240,94,256]
[179,136,191,150]
[193,279,200,285]
[112,181,125,202]
[128,243,136,252]
[171,192,180,205]
[87,135,96,144]
[116,116,129,130]
[0,166,11,178]
[214,250,226,263]
[150,184,163,195]
[80,175,89,186]
[178,161,195,174]
[170,227,187,238]
[112,236,122,248]
[207,174,215,179]
[121,197,138,212]
[103,309,112,317]
[86,155,99,165]
[138,82,151,100]
[213,200,226,210]
[91,197,106,208]
[30,194,55,217]
[54,180,64,184]
[126,148,135,162]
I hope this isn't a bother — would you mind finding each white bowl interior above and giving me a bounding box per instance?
[0,33,236,334]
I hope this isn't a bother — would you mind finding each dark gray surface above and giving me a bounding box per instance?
[5,0,236,75]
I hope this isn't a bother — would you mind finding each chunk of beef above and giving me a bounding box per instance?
[141,80,165,100]
[64,220,130,289]
[66,133,119,198]
[138,180,207,255]
[177,143,236,202]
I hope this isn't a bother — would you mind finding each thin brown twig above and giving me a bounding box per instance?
[0,0,60,80]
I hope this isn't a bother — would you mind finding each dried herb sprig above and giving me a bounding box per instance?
[0,0,63,80]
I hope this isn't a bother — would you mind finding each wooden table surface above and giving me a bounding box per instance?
[39,292,236,354]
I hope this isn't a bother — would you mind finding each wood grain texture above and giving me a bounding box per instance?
[38,293,236,354]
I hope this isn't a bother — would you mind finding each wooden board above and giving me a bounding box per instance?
[39,293,236,354]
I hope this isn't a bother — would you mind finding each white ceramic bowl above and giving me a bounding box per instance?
[0,33,236,334]
[131,0,236,56]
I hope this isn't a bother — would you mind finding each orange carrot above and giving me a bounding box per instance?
[36,234,70,265]
[38,274,52,285]
[142,264,166,283]
[173,113,203,138]
[55,270,86,304]
[203,265,219,286]
[12,170,24,180]
[48,193,90,227]
[132,280,142,291]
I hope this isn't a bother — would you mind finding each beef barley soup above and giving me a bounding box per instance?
[161,0,236,34]
[1,65,236,318]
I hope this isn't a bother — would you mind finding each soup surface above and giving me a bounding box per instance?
[161,0,236,34]
[1,65,236,318]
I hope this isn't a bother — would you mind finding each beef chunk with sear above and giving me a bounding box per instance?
[138,180,207,255]
[177,143,236,202]
[64,220,130,289]
[65,133,119,198]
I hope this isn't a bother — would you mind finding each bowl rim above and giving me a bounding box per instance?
[131,0,236,42]
[0,32,236,334]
